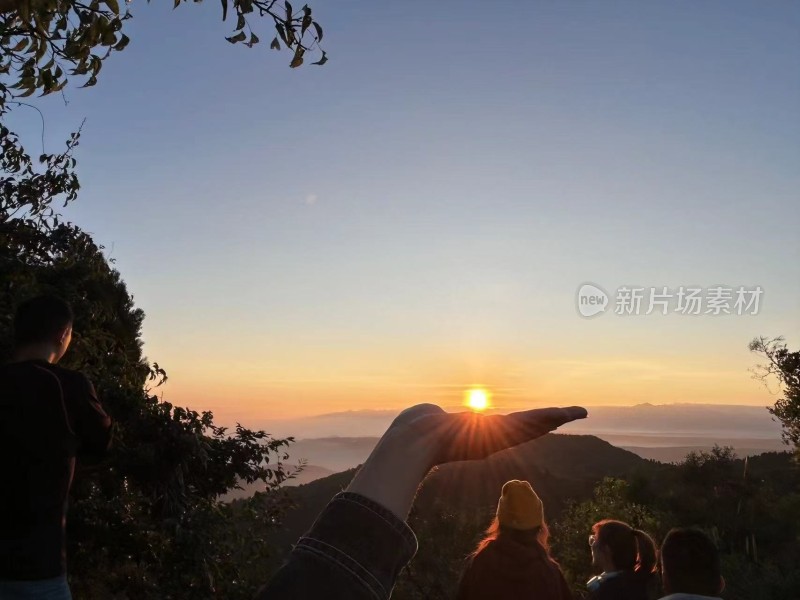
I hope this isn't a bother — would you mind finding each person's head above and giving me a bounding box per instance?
[589,519,657,576]
[473,480,549,555]
[13,295,74,363]
[660,528,724,596]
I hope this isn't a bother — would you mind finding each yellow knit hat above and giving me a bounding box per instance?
[496,480,544,530]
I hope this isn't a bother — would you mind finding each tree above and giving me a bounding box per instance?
[2,0,324,594]
[1,0,326,237]
[553,477,665,596]
[750,337,800,456]
[554,452,800,600]
[0,218,301,598]
[0,0,326,97]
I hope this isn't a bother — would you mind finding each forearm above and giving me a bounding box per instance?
[256,492,417,600]
[258,438,427,598]
[345,431,433,521]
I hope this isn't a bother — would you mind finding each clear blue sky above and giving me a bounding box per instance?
[9,0,800,420]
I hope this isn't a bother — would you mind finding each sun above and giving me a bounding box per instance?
[465,388,490,411]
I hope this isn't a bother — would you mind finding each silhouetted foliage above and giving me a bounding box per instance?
[0,0,325,99]
[750,336,800,457]
[0,218,299,598]
[1,4,324,591]
[553,477,665,596]
[1,0,326,268]
[556,448,800,600]
[393,505,490,600]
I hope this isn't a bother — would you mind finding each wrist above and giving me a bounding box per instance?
[346,433,433,521]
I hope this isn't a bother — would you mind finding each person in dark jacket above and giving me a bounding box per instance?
[587,519,659,600]
[658,528,724,600]
[456,480,573,600]
[0,296,113,599]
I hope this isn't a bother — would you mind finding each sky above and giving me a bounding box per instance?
[8,0,800,422]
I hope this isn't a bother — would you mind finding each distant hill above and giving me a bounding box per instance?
[261,404,782,441]
[220,464,335,502]
[267,433,648,557]
[290,437,380,472]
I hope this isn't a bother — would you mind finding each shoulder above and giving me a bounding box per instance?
[45,365,96,395]
[596,573,652,597]
[466,541,503,572]
[591,576,627,598]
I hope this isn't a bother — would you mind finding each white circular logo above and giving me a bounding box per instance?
[576,283,609,318]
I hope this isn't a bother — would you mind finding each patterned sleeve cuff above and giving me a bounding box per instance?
[294,491,418,599]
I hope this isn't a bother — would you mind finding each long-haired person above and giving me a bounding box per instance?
[456,480,572,600]
[587,519,659,600]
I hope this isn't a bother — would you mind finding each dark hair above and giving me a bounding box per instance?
[593,519,657,575]
[13,295,74,346]
[661,528,721,596]
[472,516,550,557]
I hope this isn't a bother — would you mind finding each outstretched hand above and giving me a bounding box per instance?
[387,403,588,468]
[347,403,587,520]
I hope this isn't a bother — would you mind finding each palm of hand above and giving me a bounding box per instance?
[387,403,588,468]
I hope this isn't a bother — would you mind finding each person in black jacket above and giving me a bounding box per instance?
[587,519,660,600]
[456,480,572,600]
[0,296,113,599]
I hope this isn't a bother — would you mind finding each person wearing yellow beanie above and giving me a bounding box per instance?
[456,480,572,600]
[496,480,545,531]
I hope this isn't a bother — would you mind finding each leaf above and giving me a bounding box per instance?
[312,50,327,66]
[236,14,245,30]
[80,75,98,88]
[35,39,48,61]
[105,0,120,15]
[285,21,295,45]
[289,46,304,68]
[285,0,292,20]
[174,0,180,8]
[312,22,322,41]
[220,0,227,21]
[225,31,246,44]
[113,34,130,51]
[12,38,28,52]
[275,23,288,45]
[270,36,280,50]
[301,14,311,34]
[246,32,259,47]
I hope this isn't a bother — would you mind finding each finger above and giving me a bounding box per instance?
[506,406,588,432]
[439,406,588,463]
[490,406,588,449]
